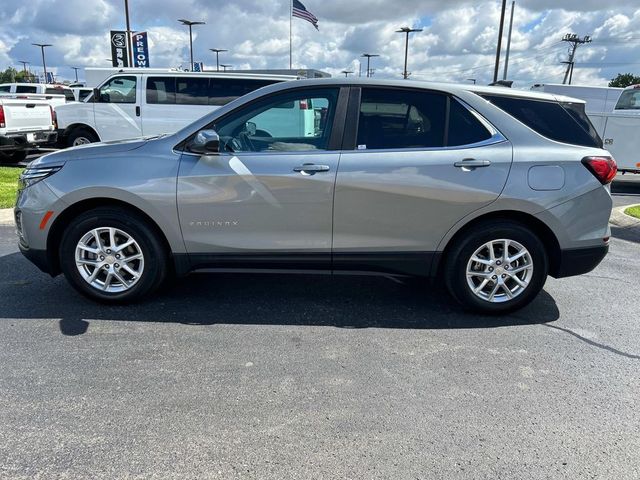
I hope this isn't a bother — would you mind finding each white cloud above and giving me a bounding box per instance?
[0,0,639,88]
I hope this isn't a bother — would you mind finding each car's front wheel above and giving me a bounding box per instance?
[444,221,548,314]
[59,208,168,303]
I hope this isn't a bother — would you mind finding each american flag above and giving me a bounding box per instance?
[292,0,319,30]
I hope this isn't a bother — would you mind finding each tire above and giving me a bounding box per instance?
[59,207,168,303]
[0,149,28,164]
[67,128,98,147]
[443,221,548,314]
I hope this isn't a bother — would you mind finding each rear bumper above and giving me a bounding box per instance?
[0,131,58,150]
[551,245,609,278]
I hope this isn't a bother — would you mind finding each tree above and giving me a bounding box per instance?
[609,73,640,88]
[0,67,19,83]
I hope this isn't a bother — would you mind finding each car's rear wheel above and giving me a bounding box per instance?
[59,208,168,303]
[444,221,548,314]
[67,128,98,147]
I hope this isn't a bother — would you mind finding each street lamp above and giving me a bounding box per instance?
[71,67,80,83]
[32,43,52,83]
[341,70,353,77]
[178,19,206,71]
[220,64,232,72]
[396,27,422,79]
[361,53,380,78]
[209,48,228,72]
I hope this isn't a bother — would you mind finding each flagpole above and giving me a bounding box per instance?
[289,0,293,69]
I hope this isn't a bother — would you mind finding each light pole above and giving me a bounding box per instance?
[32,43,52,83]
[361,53,379,78]
[341,70,353,77]
[220,64,232,72]
[71,67,80,83]
[124,0,133,66]
[396,27,422,79]
[210,48,228,72]
[493,0,508,83]
[178,19,206,71]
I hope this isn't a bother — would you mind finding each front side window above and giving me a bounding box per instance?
[357,88,447,150]
[214,88,339,153]
[99,76,136,104]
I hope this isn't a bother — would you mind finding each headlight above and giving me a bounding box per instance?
[19,165,64,189]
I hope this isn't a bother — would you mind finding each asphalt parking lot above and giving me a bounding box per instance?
[0,176,639,479]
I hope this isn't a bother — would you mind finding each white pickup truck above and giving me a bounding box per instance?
[0,83,73,111]
[0,95,57,164]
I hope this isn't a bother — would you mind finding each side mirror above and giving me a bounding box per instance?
[92,88,100,102]
[188,129,220,155]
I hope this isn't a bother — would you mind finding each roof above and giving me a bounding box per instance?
[253,77,586,104]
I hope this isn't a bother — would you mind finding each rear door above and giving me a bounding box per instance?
[93,75,142,141]
[333,87,512,274]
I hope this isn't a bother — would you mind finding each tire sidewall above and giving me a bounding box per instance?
[446,222,548,314]
[60,209,166,303]
[68,128,97,147]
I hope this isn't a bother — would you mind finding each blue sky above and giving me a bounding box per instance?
[0,0,639,88]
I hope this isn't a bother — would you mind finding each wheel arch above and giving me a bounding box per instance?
[434,210,562,278]
[63,123,101,143]
[46,198,173,276]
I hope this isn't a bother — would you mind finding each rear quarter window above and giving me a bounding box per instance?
[480,94,601,148]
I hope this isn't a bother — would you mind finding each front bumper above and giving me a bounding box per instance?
[551,244,609,278]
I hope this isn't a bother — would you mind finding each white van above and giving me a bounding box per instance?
[530,83,623,114]
[55,70,298,146]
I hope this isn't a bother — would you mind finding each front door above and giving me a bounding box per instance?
[177,86,347,269]
[93,75,142,141]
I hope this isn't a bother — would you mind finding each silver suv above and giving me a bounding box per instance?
[15,79,615,313]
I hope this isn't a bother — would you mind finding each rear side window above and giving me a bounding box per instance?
[0,86,10,93]
[176,77,209,105]
[481,94,601,148]
[208,79,276,106]
[447,99,493,146]
[16,85,37,94]
[147,77,278,106]
[45,88,75,101]
[357,88,447,149]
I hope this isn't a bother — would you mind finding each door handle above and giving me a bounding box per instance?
[293,163,330,174]
[135,106,141,117]
[454,158,491,168]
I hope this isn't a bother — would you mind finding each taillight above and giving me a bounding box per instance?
[50,106,57,129]
[0,105,4,128]
[582,156,617,185]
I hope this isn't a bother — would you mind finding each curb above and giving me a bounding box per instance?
[609,204,640,228]
[0,208,14,226]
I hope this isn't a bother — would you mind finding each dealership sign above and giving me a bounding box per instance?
[132,32,150,68]
[110,30,130,67]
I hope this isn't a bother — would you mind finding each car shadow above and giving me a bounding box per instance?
[0,253,560,336]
